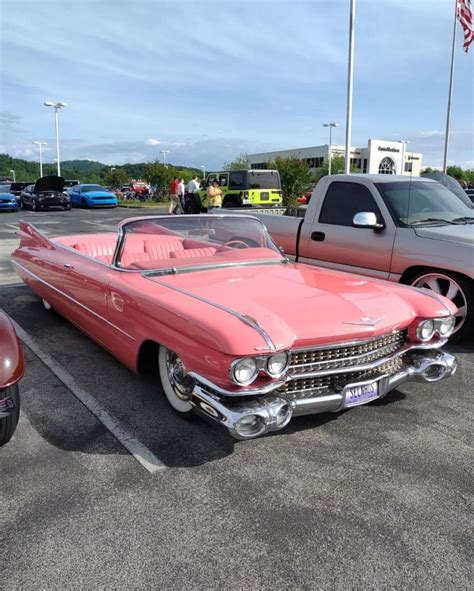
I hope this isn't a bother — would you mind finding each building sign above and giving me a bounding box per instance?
[378,146,400,153]
[408,155,420,161]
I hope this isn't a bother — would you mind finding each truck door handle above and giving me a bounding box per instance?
[311,231,325,242]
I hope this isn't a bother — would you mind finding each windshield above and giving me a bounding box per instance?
[375,181,474,226]
[81,185,106,193]
[0,185,12,193]
[117,215,284,273]
[247,171,281,190]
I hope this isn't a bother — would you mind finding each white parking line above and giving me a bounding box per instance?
[5,314,166,474]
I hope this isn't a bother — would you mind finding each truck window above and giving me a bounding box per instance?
[218,174,228,187]
[229,171,245,189]
[319,182,383,226]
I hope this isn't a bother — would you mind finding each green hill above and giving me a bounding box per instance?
[0,154,201,183]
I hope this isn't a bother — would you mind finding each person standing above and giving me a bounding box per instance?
[178,178,186,210]
[169,176,181,214]
[186,175,203,214]
[207,179,223,209]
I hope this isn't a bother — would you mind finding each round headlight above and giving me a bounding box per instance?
[231,358,258,385]
[437,316,456,337]
[266,351,290,377]
[416,319,436,341]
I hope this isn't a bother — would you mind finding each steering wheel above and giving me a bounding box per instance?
[222,239,250,249]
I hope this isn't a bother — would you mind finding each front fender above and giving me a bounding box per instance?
[0,312,24,389]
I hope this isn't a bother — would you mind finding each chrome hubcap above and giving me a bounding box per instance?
[413,273,467,334]
[165,350,194,400]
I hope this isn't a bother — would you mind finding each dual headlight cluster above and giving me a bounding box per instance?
[231,351,290,386]
[416,316,456,341]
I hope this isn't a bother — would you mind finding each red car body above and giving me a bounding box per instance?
[11,215,457,439]
[0,312,24,445]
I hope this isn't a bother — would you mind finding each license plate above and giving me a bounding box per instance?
[344,381,379,408]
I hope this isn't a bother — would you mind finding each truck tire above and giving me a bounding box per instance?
[0,384,20,447]
[409,270,473,341]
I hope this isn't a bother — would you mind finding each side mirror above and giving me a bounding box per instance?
[352,211,384,230]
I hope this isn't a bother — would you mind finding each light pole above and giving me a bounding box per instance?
[323,122,339,175]
[201,165,206,180]
[9,169,15,182]
[399,140,409,175]
[160,149,170,168]
[33,141,48,177]
[44,101,67,176]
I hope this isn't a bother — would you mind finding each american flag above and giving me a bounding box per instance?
[457,0,473,52]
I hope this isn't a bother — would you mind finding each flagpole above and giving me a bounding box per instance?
[443,0,458,173]
[344,0,356,175]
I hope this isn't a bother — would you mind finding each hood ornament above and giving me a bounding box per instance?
[343,316,385,327]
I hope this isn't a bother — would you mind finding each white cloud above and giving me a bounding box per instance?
[146,138,161,146]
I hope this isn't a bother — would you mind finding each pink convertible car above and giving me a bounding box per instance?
[12,215,457,439]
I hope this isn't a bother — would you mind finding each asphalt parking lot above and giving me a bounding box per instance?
[0,207,472,589]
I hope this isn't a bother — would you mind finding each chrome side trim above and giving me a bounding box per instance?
[188,372,285,397]
[147,278,276,352]
[12,260,135,341]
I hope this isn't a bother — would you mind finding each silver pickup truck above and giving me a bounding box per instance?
[250,174,474,340]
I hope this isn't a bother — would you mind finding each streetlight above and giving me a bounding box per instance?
[323,122,339,176]
[44,101,67,176]
[33,141,48,177]
[9,169,15,182]
[160,149,170,168]
[201,165,206,180]
[399,140,410,175]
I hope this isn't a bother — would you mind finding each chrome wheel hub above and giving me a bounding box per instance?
[413,273,467,334]
[166,351,194,400]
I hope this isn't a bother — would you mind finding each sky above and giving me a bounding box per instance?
[0,0,473,170]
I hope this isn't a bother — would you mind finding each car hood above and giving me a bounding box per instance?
[34,175,65,193]
[146,262,452,351]
[414,224,474,246]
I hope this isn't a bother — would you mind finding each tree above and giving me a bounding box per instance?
[143,162,175,200]
[104,168,129,189]
[224,153,250,171]
[446,165,465,181]
[266,156,313,206]
[314,155,359,181]
[421,167,434,175]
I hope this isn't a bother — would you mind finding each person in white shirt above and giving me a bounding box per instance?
[177,178,186,210]
[185,175,203,214]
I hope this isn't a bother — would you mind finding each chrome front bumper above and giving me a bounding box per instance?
[191,349,457,440]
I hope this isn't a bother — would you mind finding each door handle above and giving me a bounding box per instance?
[63,264,75,270]
[311,231,325,242]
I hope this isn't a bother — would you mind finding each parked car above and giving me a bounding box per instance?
[197,169,283,208]
[20,176,71,211]
[0,312,24,446]
[0,184,18,212]
[465,188,474,203]
[69,184,118,208]
[9,182,34,205]
[246,175,474,340]
[12,215,457,440]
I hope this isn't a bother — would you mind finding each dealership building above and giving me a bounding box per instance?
[247,139,423,176]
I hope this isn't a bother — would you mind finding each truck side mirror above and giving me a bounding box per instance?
[352,211,384,231]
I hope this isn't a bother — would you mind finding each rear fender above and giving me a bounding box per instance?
[0,313,24,389]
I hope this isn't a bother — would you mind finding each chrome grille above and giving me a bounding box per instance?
[280,356,405,399]
[290,330,407,376]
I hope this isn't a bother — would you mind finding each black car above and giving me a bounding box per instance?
[20,176,71,211]
[9,182,34,205]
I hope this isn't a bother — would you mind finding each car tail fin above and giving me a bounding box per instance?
[17,221,54,250]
